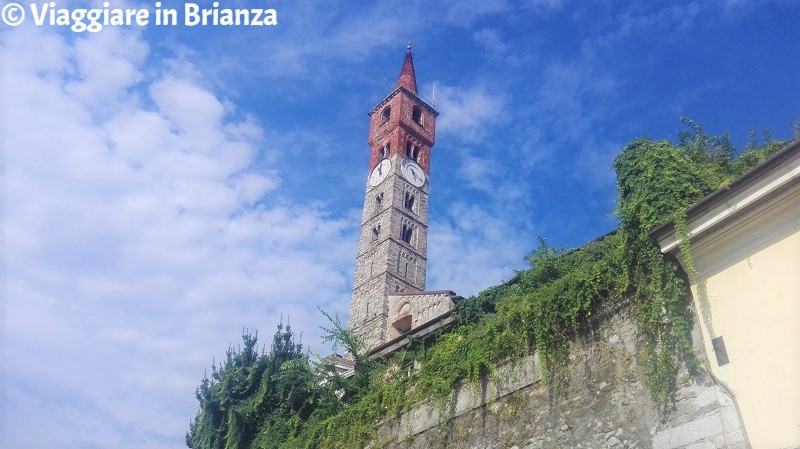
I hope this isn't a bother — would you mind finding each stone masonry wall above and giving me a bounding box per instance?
[368,310,748,449]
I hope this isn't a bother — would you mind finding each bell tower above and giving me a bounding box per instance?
[349,44,439,350]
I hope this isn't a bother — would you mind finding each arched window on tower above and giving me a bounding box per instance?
[401,224,413,244]
[404,192,415,211]
[372,225,381,241]
[405,142,420,161]
[411,105,423,126]
[380,143,390,158]
[375,192,384,211]
[381,106,391,124]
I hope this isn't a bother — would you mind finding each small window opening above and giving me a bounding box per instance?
[712,336,730,366]
[404,192,415,210]
[381,106,391,124]
[380,144,390,158]
[401,224,413,244]
[405,142,420,161]
[411,105,423,126]
[375,193,384,211]
[372,225,381,241]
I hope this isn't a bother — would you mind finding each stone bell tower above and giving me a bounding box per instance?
[348,44,440,350]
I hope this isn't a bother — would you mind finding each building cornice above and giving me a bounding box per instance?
[368,308,458,359]
[367,86,439,117]
[386,290,460,297]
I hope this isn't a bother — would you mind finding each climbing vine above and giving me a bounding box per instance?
[187,120,786,448]
[612,123,782,408]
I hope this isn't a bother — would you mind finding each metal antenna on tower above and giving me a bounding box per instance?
[381,67,389,94]
[432,83,436,106]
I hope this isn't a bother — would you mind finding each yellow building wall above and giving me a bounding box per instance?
[691,221,800,449]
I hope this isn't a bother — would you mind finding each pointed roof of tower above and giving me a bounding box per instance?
[395,42,418,94]
[369,43,437,118]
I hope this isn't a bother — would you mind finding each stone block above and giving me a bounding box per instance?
[716,389,734,407]
[685,442,716,449]
[723,429,745,445]
[652,414,723,449]
[720,406,741,433]
[695,386,719,408]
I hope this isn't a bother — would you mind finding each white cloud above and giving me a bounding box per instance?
[613,2,703,41]
[525,0,564,8]
[150,77,228,143]
[433,84,508,142]
[66,27,148,111]
[471,28,528,66]
[442,0,510,25]
[536,61,618,138]
[428,202,531,297]
[459,152,501,192]
[571,140,619,190]
[1,25,357,449]
[242,1,430,80]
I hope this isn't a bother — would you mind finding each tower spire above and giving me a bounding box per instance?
[395,42,418,94]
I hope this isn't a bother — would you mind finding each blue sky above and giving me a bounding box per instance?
[1,1,798,448]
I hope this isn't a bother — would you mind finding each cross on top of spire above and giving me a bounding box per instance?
[395,42,418,94]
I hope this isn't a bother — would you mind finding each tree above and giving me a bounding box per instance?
[187,314,373,449]
[186,323,313,449]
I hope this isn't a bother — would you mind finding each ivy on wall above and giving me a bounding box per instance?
[186,120,786,448]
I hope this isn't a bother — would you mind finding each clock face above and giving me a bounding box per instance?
[369,158,392,187]
[401,158,426,188]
